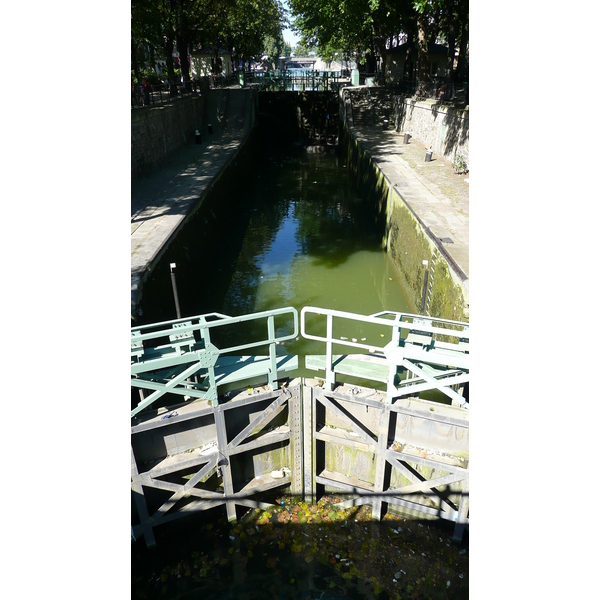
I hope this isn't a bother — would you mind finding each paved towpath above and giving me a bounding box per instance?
[131,128,246,311]
[348,122,469,303]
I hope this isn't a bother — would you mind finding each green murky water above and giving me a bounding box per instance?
[136,141,412,380]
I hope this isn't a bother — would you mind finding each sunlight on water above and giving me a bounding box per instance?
[138,143,414,361]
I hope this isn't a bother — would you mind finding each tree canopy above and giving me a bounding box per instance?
[287,0,468,80]
[131,0,287,81]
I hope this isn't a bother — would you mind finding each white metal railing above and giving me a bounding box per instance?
[301,306,469,407]
[131,307,298,416]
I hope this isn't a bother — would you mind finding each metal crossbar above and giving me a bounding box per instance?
[301,306,469,407]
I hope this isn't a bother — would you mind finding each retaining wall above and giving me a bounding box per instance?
[131,96,205,177]
[395,97,469,166]
[340,87,468,166]
[338,123,467,321]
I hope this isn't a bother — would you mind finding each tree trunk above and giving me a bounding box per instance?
[456,20,468,82]
[445,4,456,85]
[178,35,191,92]
[132,39,140,82]
[164,34,177,97]
[416,14,430,97]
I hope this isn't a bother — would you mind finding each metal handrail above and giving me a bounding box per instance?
[301,306,469,406]
[131,307,299,416]
[301,306,468,353]
[131,306,298,356]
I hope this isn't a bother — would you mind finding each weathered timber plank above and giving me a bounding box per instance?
[317,469,375,492]
[386,455,460,517]
[138,449,218,479]
[387,471,465,496]
[385,448,468,474]
[152,456,218,518]
[227,391,290,451]
[324,388,386,410]
[388,399,469,428]
[131,401,214,434]
[235,474,291,496]
[317,394,377,447]
[220,389,281,411]
[314,426,375,453]
[143,478,224,500]
[228,429,290,456]
[383,495,458,520]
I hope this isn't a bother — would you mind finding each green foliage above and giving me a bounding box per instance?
[451,153,468,174]
[287,0,468,76]
[264,32,285,68]
[134,69,163,85]
[132,0,286,76]
[293,40,313,57]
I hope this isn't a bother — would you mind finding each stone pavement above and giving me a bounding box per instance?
[131,128,246,311]
[349,122,469,302]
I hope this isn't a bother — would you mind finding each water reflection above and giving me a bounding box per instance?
[137,143,412,363]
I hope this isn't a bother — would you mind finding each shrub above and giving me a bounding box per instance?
[452,153,468,174]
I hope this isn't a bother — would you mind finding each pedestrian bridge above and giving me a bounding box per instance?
[131,306,469,547]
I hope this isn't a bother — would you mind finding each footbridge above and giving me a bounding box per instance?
[131,306,469,547]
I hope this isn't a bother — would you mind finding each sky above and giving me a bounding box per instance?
[281,0,300,46]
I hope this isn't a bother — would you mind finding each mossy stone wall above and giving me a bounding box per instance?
[339,123,467,321]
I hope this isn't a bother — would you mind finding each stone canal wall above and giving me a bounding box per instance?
[131,88,258,178]
[394,97,469,166]
[340,87,469,165]
[131,95,206,177]
[338,124,467,321]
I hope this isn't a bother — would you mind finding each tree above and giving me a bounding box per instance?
[132,0,286,84]
[264,32,285,69]
[287,0,468,85]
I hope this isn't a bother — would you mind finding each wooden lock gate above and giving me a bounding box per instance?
[131,307,469,547]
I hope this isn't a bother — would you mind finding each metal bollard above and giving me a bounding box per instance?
[383,119,389,130]
[170,263,182,319]
[403,132,411,144]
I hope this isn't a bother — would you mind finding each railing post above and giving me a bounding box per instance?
[386,314,402,402]
[267,315,278,390]
[325,313,335,390]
